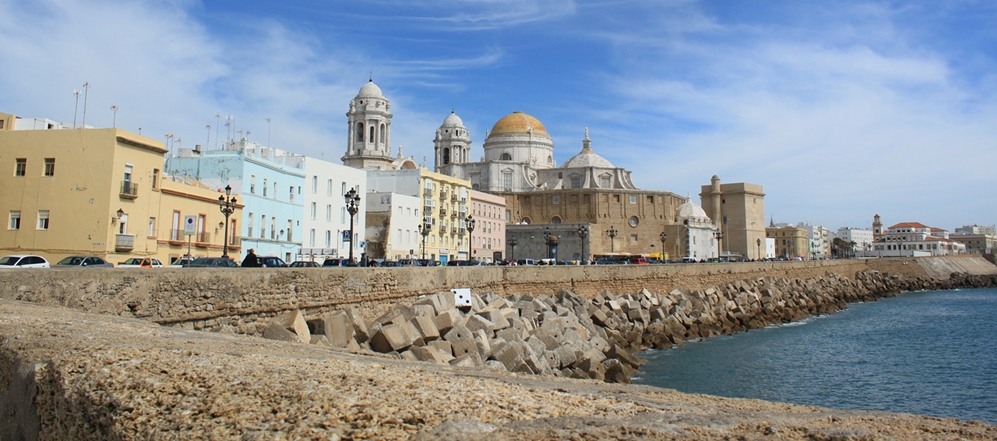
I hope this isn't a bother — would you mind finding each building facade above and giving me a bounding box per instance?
[155,175,244,263]
[300,157,368,263]
[342,80,418,171]
[766,223,809,259]
[0,112,169,264]
[700,175,766,260]
[872,222,967,257]
[834,227,875,255]
[165,139,306,263]
[468,190,506,263]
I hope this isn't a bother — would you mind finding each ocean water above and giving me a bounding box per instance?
[634,288,997,424]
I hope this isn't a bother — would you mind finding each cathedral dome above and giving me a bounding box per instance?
[441,111,464,128]
[488,112,548,138]
[356,80,384,99]
[562,146,614,169]
[677,198,710,220]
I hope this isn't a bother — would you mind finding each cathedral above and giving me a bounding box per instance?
[339,80,759,261]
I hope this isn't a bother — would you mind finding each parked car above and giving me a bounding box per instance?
[516,259,538,266]
[117,257,164,268]
[169,256,195,267]
[185,257,239,268]
[322,257,354,267]
[0,254,50,269]
[628,257,651,265]
[257,256,287,268]
[288,261,319,268]
[55,256,114,268]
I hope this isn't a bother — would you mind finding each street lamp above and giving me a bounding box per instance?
[713,230,723,260]
[544,227,552,259]
[466,215,475,261]
[218,185,237,258]
[577,225,589,264]
[509,237,518,262]
[344,188,360,264]
[756,238,762,260]
[418,223,429,259]
[607,226,618,253]
[659,232,667,261]
[811,242,816,260]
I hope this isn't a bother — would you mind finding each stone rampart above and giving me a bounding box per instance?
[0,257,993,335]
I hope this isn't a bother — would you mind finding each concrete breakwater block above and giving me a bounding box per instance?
[257,270,994,384]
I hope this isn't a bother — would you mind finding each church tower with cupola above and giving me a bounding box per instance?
[342,80,395,170]
[434,111,472,176]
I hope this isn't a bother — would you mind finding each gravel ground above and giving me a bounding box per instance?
[2,299,994,440]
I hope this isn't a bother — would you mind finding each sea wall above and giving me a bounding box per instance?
[0,256,993,335]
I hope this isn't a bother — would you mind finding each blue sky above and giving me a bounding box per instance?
[2,0,995,232]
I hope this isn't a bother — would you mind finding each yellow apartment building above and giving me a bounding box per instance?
[155,176,243,264]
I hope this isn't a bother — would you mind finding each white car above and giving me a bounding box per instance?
[117,257,164,268]
[0,254,51,268]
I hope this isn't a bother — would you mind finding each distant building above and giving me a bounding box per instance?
[156,175,244,263]
[700,176,766,260]
[300,157,368,263]
[342,80,419,170]
[766,222,808,259]
[872,221,966,256]
[954,224,996,236]
[834,227,875,255]
[797,222,830,259]
[364,191,423,261]
[468,190,506,263]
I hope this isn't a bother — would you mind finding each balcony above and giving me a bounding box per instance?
[193,232,212,246]
[115,234,135,252]
[438,225,446,233]
[451,193,457,201]
[451,212,458,218]
[119,181,138,199]
[439,207,447,216]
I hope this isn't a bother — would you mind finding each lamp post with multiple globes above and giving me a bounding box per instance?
[218,185,237,259]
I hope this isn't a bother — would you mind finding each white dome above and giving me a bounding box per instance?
[677,199,709,220]
[357,80,384,99]
[562,149,614,169]
[441,111,464,128]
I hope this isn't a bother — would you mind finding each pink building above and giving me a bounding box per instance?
[469,190,506,263]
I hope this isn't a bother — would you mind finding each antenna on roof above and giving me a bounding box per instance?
[73,89,80,129]
[369,70,373,81]
[81,82,91,128]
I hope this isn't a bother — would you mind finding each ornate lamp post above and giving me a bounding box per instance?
[757,238,762,260]
[713,230,723,260]
[418,223,429,259]
[659,232,667,261]
[344,188,360,264]
[218,185,237,259]
[577,225,589,264]
[509,237,518,262]
[466,215,475,261]
[607,226,618,253]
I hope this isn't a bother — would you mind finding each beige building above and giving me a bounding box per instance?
[468,190,506,262]
[700,175,766,260]
[155,176,243,264]
[366,167,473,263]
[766,223,809,259]
[0,112,168,264]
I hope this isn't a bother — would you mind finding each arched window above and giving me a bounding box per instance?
[500,153,512,161]
[442,148,451,165]
[356,123,364,142]
[552,216,562,224]
[379,123,386,144]
[369,125,375,143]
[547,155,553,164]
[520,217,532,224]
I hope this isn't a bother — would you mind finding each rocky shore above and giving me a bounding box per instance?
[260,270,997,384]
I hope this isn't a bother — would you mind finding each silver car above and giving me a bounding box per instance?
[0,254,50,268]
[55,256,114,268]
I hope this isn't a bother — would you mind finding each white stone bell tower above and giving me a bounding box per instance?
[434,111,472,174]
[343,80,395,169]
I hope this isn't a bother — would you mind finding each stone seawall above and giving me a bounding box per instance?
[3,256,990,335]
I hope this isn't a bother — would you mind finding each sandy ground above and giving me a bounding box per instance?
[2,299,994,440]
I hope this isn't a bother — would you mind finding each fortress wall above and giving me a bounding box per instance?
[0,256,992,336]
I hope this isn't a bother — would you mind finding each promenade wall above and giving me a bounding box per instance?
[0,256,993,336]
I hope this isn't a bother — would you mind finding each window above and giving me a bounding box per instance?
[326,204,332,222]
[312,176,317,194]
[8,211,20,230]
[15,159,26,177]
[500,153,512,161]
[600,175,611,188]
[310,202,317,220]
[37,210,50,230]
[148,217,156,237]
[270,216,276,239]
[629,195,637,204]
[248,213,254,237]
[260,215,266,238]
[552,195,560,205]
[630,234,637,242]
[152,169,160,189]
[171,211,181,240]
[309,229,315,247]
[44,158,55,176]
[570,175,581,188]
[325,230,331,247]
[251,175,256,194]
[263,179,268,196]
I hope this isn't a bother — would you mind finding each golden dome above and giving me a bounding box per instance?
[489,111,549,137]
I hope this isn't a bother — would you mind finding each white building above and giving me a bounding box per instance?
[834,227,874,255]
[955,224,996,235]
[674,198,719,260]
[341,80,418,171]
[797,222,830,259]
[300,157,367,262]
[872,222,966,257]
[365,192,423,261]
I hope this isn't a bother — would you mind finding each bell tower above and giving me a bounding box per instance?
[872,214,883,242]
[343,80,395,169]
[434,111,472,175]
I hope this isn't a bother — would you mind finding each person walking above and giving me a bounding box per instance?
[241,249,260,267]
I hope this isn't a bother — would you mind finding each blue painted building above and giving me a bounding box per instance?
[165,139,305,263]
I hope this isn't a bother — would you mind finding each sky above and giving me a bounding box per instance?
[2,0,995,232]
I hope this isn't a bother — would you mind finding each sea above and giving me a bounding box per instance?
[633,287,997,424]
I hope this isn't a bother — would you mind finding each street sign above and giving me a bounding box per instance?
[342,231,351,242]
[183,215,196,236]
